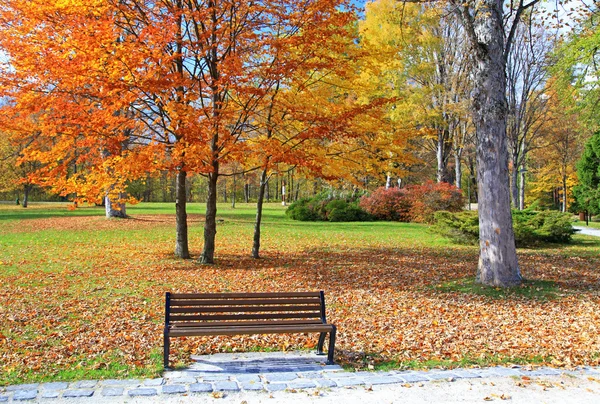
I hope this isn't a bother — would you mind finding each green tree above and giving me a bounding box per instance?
[575,131,600,216]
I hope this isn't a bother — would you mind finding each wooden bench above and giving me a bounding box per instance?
[163,291,337,368]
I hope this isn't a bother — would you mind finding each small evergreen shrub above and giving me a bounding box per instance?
[433,210,576,246]
[286,194,371,222]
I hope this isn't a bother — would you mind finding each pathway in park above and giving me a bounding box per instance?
[574,225,600,237]
[2,352,600,403]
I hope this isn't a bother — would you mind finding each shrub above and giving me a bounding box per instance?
[359,187,410,221]
[404,181,465,223]
[433,210,575,246]
[286,195,371,222]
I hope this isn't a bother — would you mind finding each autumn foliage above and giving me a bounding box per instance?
[360,181,464,223]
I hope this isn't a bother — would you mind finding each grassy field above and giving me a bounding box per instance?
[1,202,600,386]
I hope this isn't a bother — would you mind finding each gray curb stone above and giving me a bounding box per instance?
[63,389,95,398]
[264,373,299,382]
[288,380,317,389]
[189,383,213,393]
[315,379,338,388]
[169,377,196,384]
[397,373,430,383]
[41,391,60,399]
[240,382,264,391]
[102,379,140,387]
[234,374,261,382]
[265,383,288,392]
[13,390,38,401]
[101,388,124,397]
[70,380,98,389]
[0,396,8,402]
[213,381,240,391]
[332,378,364,387]
[163,384,187,394]
[363,376,403,385]
[144,378,165,386]
[6,384,38,391]
[42,382,69,390]
[128,388,157,397]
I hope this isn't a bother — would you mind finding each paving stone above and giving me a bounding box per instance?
[144,378,165,386]
[451,370,481,379]
[234,374,261,383]
[525,368,561,376]
[0,396,7,403]
[213,381,240,392]
[425,372,460,381]
[128,388,158,397]
[102,379,140,387]
[162,384,187,394]
[241,382,264,391]
[13,390,38,401]
[190,383,213,393]
[70,380,98,389]
[327,372,356,378]
[263,373,299,382]
[315,379,338,388]
[168,377,196,384]
[41,391,60,399]
[485,367,524,377]
[363,376,403,385]
[297,372,324,379]
[41,382,69,390]
[201,375,230,381]
[163,371,189,379]
[6,384,39,391]
[101,388,124,397]
[265,383,288,392]
[322,365,344,372]
[63,389,95,398]
[331,378,364,387]
[288,380,317,389]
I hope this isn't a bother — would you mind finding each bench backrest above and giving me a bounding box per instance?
[165,291,328,328]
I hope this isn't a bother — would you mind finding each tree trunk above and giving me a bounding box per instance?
[222,178,227,203]
[200,172,219,264]
[22,184,31,208]
[385,174,392,189]
[454,151,462,189]
[252,169,268,259]
[510,165,519,209]
[174,169,190,259]
[519,168,526,211]
[231,173,236,208]
[105,194,127,218]
[244,178,250,203]
[471,0,521,287]
[562,176,568,213]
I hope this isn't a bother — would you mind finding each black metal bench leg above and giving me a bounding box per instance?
[163,330,170,369]
[317,332,327,355]
[326,325,336,365]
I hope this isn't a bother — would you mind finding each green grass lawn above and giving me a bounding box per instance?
[1,202,600,385]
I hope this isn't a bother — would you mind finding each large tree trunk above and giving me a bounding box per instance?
[174,169,190,259]
[252,169,268,259]
[454,150,462,189]
[200,171,219,264]
[471,0,521,287]
[105,194,127,218]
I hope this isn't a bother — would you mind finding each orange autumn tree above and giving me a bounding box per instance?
[0,0,357,262]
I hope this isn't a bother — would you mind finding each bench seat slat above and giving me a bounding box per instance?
[170,292,321,299]
[169,298,321,306]
[169,312,321,322]
[170,319,325,328]
[169,324,333,337]
[169,305,322,314]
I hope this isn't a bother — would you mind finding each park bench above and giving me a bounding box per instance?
[163,291,337,368]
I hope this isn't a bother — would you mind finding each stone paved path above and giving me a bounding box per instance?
[1,351,600,402]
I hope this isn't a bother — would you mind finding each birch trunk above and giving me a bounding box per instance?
[105,194,127,218]
[469,0,521,287]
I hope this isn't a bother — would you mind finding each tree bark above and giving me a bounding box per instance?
[22,184,31,208]
[252,169,268,259]
[510,165,519,208]
[200,171,219,264]
[174,169,190,259]
[468,0,521,287]
[454,150,462,189]
[519,168,526,211]
[105,194,127,218]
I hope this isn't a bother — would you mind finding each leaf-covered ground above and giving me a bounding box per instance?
[1,203,600,385]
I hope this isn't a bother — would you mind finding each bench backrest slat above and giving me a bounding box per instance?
[166,291,328,327]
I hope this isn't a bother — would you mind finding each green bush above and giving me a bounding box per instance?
[286,195,372,222]
[433,210,575,246]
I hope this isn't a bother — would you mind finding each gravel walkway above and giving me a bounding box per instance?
[2,351,600,403]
